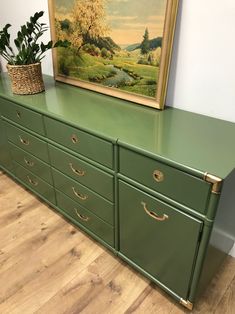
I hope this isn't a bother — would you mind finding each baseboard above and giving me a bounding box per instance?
[229,244,235,257]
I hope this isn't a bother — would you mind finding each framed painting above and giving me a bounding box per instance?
[48,0,179,109]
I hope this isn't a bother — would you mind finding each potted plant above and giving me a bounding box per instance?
[0,11,70,95]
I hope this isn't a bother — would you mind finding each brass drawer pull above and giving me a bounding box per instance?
[72,187,88,201]
[27,175,38,186]
[16,110,21,119]
[69,162,85,177]
[153,170,164,182]
[75,209,89,222]
[71,134,79,144]
[19,135,30,146]
[141,202,169,222]
[24,157,34,167]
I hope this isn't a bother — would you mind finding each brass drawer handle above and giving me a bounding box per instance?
[71,134,79,144]
[141,202,169,222]
[69,162,85,177]
[16,110,21,119]
[27,175,38,186]
[24,157,34,167]
[75,209,89,222]
[153,170,164,182]
[19,135,30,146]
[72,187,88,201]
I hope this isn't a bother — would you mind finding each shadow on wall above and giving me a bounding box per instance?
[166,0,183,107]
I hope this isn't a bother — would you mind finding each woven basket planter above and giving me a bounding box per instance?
[7,63,45,95]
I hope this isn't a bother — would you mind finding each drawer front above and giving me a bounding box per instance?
[119,180,202,299]
[45,116,113,169]
[52,168,114,225]
[6,122,49,163]
[119,147,211,214]
[49,144,114,201]
[13,162,56,204]
[9,142,53,184]
[56,190,114,247]
[1,98,45,135]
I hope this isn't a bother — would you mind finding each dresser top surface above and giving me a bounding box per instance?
[0,73,235,179]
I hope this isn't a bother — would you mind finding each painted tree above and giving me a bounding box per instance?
[56,0,109,54]
[141,28,150,55]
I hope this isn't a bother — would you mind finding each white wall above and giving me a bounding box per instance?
[167,0,235,123]
[0,0,53,76]
[0,1,235,256]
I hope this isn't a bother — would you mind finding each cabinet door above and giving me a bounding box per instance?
[119,180,202,299]
[0,119,12,170]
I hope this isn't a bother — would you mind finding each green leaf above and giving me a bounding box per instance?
[40,42,46,53]
[3,24,11,34]
[17,31,24,42]
[33,11,44,23]
[21,25,27,36]
[14,39,21,49]
[47,40,53,49]
[54,40,71,48]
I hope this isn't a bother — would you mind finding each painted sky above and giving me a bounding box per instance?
[106,0,167,45]
[54,0,167,46]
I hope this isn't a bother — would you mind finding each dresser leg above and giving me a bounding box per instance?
[180,298,194,310]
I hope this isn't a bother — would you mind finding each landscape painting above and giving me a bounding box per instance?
[49,0,179,109]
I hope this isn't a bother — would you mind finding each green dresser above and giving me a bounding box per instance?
[0,73,235,310]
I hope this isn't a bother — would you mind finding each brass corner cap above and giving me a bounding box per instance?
[204,172,223,194]
[180,298,194,310]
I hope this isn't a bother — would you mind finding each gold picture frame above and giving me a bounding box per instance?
[48,0,179,109]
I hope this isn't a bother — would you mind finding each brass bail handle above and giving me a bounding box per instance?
[27,176,38,186]
[72,187,88,201]
[16,110,21,119]
[19,135,30,146]
[141,202,169,222]
[75,209,89,222]
[69,163,85,177]
[24,157,34,167]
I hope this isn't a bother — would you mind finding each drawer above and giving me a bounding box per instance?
[44,116,113,169]
[119,147,211,214]
[9,142,53,184]
[1,98,45,135]
[6,122,49,163]
[52,168,114,225]
[56,190,114,247]
[49,144,114,201]
[119,180,202,299]
[13,161,56,204]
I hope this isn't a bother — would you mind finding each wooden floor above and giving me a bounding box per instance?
[0,171,235,314]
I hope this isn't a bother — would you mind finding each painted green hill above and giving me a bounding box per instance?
[125,43,140,52]
[89,36,121,53]
[126,37,162,52]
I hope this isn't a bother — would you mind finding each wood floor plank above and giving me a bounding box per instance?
[0,230,103,313]
[0,221,84,305]
[0,184,28,214]
[35,252,121,314]
[0,217,63,275]
[124,284,175,314]
[214,274,235,314]
[80,261,149,314]
[0,172,235,314]
[0,200,57,250]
